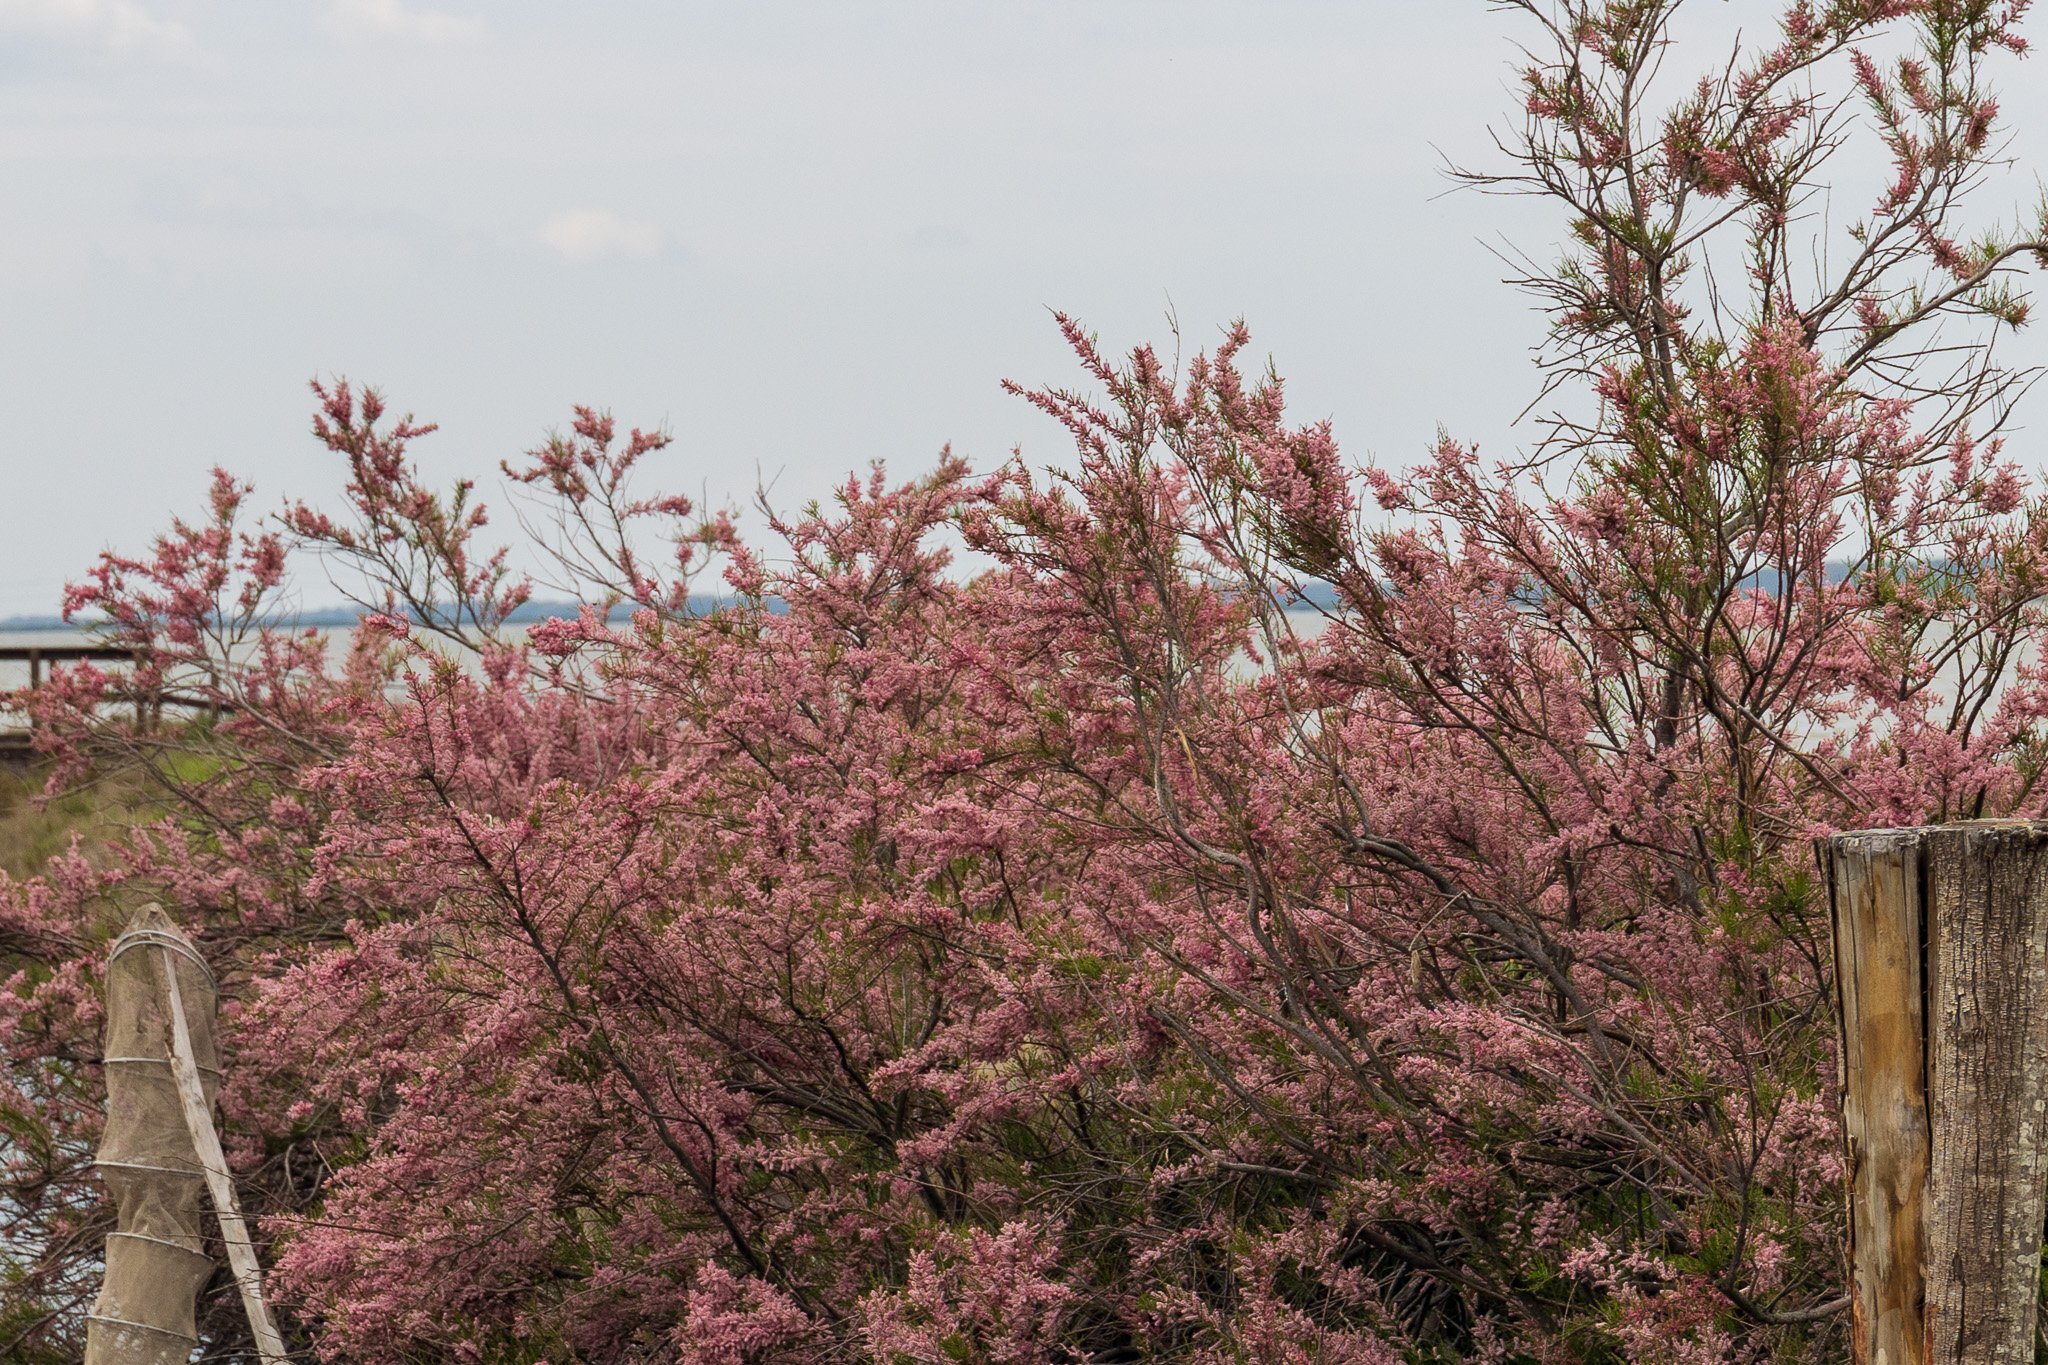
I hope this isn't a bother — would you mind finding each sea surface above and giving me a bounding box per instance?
[2,607,1341,733]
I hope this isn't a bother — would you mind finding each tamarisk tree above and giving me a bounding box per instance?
[5,2,2048,1361]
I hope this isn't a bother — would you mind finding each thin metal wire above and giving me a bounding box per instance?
[91,1159,205,1176]
[84,1314,194,1342]
[102,1055,223,1076]
[106,1231,210,1257]
[108,928,216,990]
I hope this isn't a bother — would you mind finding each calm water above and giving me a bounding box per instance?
[1,626,362,688]
[1,627,410,736]
[7,613,2018,751]
[2,609,1338,732]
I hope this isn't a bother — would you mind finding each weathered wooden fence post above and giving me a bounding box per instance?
[88,905,286,1365]
[1824,822,2048,1365]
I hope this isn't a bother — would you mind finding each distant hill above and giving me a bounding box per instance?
[0,598,747,632]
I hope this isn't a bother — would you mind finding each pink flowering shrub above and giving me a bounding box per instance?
[8,2,2048,1361]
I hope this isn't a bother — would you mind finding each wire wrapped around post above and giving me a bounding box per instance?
[87,905,285,1365]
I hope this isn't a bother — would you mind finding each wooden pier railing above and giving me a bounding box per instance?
[0,644,143,761]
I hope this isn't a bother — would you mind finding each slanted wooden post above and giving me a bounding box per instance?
[1823,822,2048,1365]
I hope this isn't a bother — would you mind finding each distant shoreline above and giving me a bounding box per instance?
[0,583,1350,634]
[0,599,716,633]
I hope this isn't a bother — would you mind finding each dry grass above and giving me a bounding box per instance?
[0,763,144,881]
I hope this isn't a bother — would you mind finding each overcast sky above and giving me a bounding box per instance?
[3,1,2046,617]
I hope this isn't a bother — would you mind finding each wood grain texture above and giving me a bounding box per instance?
[1923,823,2048,1365]
[148,915,288,1365]
[1829,830,1931,1365]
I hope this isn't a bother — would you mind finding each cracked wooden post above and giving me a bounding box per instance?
[89,906,285,1365]
[1824,822,2048,1365]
